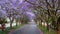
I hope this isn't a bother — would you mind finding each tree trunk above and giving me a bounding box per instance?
[46,22,49,30]
[19,21,21,25]
[10,18,14,28]
[10,22,13,28]
[16,22,18,26]
[40,20,42,26]
[10,19,14,28]
[1,23,5,31]
[57,17,60,34]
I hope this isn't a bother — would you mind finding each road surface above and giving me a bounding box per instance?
[9,21,43,34]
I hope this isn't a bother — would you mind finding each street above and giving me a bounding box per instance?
[9,21,43,34]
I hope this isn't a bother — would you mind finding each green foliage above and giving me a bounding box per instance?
[0,24,23,34]
[47,18,52,23]
[0,30,9,34]
[38,25,56,34]
[0,18,7,24]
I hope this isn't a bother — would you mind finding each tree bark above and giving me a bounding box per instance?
[10,21,13,28]
[10,17,14,28]
[16,22,18,26]
[1,23,5,31]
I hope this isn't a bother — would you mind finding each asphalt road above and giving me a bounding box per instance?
[9,22,43,34]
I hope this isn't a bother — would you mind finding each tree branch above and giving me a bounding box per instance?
[25,0,47,11]
[45,0,52,8]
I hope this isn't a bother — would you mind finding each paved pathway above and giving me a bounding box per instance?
[9,21,43,34]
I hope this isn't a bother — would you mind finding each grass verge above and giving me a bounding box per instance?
[0,24,23,34]
[38,25,56,34]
